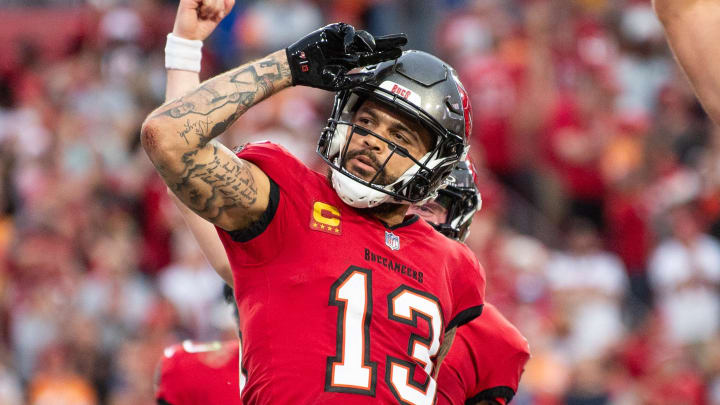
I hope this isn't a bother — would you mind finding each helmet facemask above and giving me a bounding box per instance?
[430,186,480,242]
[317,50,471,209]
[416,159,481,242]
[319,88,465,209]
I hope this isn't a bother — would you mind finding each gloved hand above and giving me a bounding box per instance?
[286,23,407,91]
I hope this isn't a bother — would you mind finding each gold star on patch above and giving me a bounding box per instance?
[309,201,343,235]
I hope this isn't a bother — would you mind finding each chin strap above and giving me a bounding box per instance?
[331,169,391,208]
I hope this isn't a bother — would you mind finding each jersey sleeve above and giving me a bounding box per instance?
[467,348,529,405]
[461,306,530,405]
[214,141,316,266]
[155,345,184,405]
[446,244,486,330]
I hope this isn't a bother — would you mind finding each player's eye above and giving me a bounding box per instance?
[418,205,432,213]
[357,117,373,126]
[393,132,409,144]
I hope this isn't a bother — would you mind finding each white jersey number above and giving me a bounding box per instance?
[325,266,442,405]
[326,267,377,394]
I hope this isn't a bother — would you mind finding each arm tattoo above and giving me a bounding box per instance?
[144,51,290,226]
[168,142,258,221]
[153,54,290,149]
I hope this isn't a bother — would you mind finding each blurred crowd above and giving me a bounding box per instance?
[1,0,720,404]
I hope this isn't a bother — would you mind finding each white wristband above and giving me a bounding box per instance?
[165,33,203,72]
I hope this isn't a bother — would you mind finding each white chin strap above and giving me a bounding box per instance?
[329,143,439,209]
[331,169,393,208]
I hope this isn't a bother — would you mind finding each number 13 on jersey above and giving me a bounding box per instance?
[325,266,443,405]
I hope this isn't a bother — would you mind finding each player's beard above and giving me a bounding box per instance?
[341,149,395,186]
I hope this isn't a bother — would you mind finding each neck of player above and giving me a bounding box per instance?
[366,203,412,227]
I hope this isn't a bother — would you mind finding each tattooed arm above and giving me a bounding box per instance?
[163,66,233,284]
[434,327,457,377]
[142,16,406,231]
[155,0,235,286]
[141,50,292,231]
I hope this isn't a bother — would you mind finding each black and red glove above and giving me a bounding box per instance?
[286,23,407,91]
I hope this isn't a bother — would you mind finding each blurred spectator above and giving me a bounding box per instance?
[77,232,157,350]
[542,70,615,229]
[614,1,670,116]
[365,0,441,51]
[546,218,628,361]
[640,348,707,405]
[107,338,162,405]
[158,229,224,340]
[28,344,97,405]
[601,115,653,322]
[648,203,720,345]
[0,361,22,405]
[138,175,173,275]
[236,0,322,58]
[563,359,612,405]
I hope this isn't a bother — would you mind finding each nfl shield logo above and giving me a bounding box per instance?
[385,231,400,251]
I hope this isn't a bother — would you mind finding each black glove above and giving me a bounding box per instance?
[286,23,407,91]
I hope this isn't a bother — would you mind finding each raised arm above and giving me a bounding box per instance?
[141,50,289,231]
[655,0,720,124]
[141,4,407,231]
[161,0,233,285]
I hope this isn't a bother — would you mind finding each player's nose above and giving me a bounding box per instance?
[361,130,385,152]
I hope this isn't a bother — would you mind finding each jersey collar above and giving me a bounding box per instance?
[377,214,419,231]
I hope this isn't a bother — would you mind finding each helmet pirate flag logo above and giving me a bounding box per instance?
[310,201,342,235]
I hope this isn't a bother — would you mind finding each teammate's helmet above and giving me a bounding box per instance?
[318,50,473,208]
[430,159,481,242]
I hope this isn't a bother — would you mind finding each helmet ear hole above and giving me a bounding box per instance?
[412,176,431,197]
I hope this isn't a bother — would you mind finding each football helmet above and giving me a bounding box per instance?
[317,50,472,208]
[430,158,481,242]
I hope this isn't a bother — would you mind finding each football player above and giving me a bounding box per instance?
[143,1,485,404]
[155,285,243,405]
[654,0,720,126]
[164,161,529,405]
[408,161,530,405]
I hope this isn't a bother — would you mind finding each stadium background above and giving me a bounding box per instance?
[1,0,719,403]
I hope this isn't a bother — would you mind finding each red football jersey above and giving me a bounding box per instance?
[155,340,242,405]
[436,303,530,405]
[216,142,486,405]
